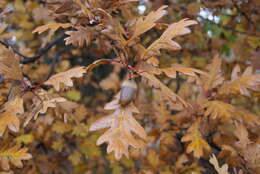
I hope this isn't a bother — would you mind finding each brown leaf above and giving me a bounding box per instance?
[142,19,197,59]
[162,63,206,78]
[129,5,167,40]
[0,45,23,81]
[140,72,190,107]
[219,66,260,96]
[202,100,239,122]
[209,154,230,174]
[85,59,111,71]
[32,23,72,34]
[89,97,146,160]
[44,66,86,91]
[201,55,224,91]
[23,92,66,127]
[64,26,93,47]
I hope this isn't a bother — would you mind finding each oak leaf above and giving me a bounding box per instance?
[141,72,190,107]
[219,66,260,96]
[0,45,23,81]
[85,59,111,71]
[202,100,238,122]
[64,26,93,47]
[23,92,66,127]
[162,63,205,78]
[32,23,71,34]
[44,66,86,91]
[201,55,224,91]
[0,145,32,171]
[129,5,167,40]
[142,19,197,59]
[181,120,211,158]
[0,97,23,136]
[89,96,147,160]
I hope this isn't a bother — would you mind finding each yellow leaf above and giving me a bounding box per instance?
[0,145,32,171]
[15,134,34,145]
[181,120,211,158]
[32,23,71,34]
[44,66,86,91]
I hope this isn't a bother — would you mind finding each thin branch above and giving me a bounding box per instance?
[0,34,67,64]
[45,46,72,81]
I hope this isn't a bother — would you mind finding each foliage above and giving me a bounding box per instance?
[0,0,259,173]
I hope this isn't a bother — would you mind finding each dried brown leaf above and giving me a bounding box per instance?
[44,66,86,91]
[32,23,71,34]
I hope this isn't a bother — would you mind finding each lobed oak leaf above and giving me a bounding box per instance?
[202,100,239,122]
[0,97,24,136]
[141,72,190,107]
[89,98,147,160]
[64,26,93,47]
[44,66,86,91]
[23,92,66,127]
[219,66,260,96]
[32,23,72,34]
[162,63,206,78]
[209,154,230,174]
[0,145,32,171]
[201,55,224,91]
[129,5,167,40]
[0,45,23,81]
[181,120,211,158]
[142,19,197,60]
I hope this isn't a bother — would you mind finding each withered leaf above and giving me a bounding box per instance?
[162,63,206,78]
[44,66,86,91]
[0,145,32,171]
[32,23,72,34]
[85,59,111,71]
[141,72,190,107]
[219,66,260,96]
[202,100,238,122]
[181,120,211,158]
[129,5,167,40]
[209,154,230,174]
[64,26,93,47]
[89,97,146,160]
[202,55,224,91]
[142,19,197,60]
[0,97,23,136]
[0,45,23,81]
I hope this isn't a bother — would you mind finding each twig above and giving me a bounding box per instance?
[0,34,67,64]
[45,46,72,80]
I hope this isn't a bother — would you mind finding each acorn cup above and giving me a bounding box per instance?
[119,79,137,107]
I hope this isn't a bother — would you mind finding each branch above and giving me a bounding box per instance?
[45,46,72,81]
[0,34,67,64]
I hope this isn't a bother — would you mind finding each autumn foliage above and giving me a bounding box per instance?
[0,0,259,174]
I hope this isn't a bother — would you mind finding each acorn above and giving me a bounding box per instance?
[119,79,137,107]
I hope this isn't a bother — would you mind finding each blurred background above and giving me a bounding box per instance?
[0,0,259,173]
